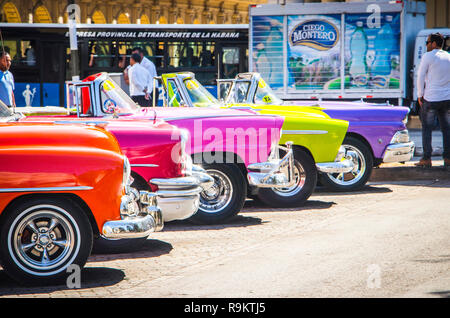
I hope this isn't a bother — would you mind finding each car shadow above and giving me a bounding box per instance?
[428,290,450,298]
[0,267,125,296]
[243,199,336,211]
[313,184,393,195]
[162,215,265,232]
[89,239,173,261]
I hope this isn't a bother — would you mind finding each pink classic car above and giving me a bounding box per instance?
[19,73,294,224]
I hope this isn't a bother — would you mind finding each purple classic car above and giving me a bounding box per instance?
[22,73,294,224]
[219,72,415,191]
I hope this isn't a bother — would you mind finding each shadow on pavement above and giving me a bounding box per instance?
[162,215,264,232]
[0,267,125,296]
[313,184,393,195]
[89,239,173,261]
[243,199,336,211]
[412,255,450,264]
[428,290,450,298]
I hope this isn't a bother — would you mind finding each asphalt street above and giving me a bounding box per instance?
[1,179,448,298]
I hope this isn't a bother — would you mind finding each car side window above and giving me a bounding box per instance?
[79,86,93,116]
[234,81,250,103]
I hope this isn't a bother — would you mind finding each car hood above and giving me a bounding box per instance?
[134,106,264,121]
[283,100,409,123]
[226,103,332,120]
[0,121,122,153]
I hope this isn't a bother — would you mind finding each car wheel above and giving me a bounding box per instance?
[0,198,93,285]
[256,148,317,207]
[319,136,373,191]
[189,163,246,224]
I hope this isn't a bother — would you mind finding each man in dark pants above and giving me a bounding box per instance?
[416,33,450,169]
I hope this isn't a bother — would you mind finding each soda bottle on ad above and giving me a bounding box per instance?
[349,21,368,87]
[370,15,395,88]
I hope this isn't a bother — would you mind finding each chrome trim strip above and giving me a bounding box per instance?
[102,214,157,239]
[230,106,263,111]
[161,114,277,121]
[131,164,159,167]
[247,142,295,188]
[156,187,204,198]
[316,159,354,173]
[382,142,415,163]
[283,130,328,135]
[0,186,93,193]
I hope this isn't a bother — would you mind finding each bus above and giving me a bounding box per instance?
[0,23,249,107]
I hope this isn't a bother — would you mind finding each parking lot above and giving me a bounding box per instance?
[1,176,449,298]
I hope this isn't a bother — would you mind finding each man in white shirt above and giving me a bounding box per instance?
[132,47,159,105]
[416,33,450,169]
[128,53,151,107]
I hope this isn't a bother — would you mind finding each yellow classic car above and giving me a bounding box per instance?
[159,72,354,207]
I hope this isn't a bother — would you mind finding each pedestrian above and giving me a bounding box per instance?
[415,32,450,169]
[128,53,151,107]
[132,47,159,105]
[0,51,15,108]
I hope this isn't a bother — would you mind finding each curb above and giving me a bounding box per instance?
[369,158,450,182]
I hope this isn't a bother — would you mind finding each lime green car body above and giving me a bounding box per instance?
[160,72,349,164]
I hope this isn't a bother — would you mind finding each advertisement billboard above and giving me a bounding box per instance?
[251,16,284,90]
[251,9,402,96]
[344,13,401,90]
[287,14,341,91]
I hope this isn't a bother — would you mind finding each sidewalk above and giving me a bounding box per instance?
[369,116,449,182]
[370,156,449,182]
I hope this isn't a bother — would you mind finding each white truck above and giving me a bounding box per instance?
[249,0,427,107]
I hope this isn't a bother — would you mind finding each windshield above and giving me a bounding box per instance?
[226,81,251,103]
[100,78,139,114]
[0,102,13,118]
[184,78,219,107]
[253,78,283,105]
[0,103,22,122]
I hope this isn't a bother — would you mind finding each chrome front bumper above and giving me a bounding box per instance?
[383,142,415,163]
[150,165,214,222]
[316,146,355,174]
[247,142,296,188]
[102,188,164,239]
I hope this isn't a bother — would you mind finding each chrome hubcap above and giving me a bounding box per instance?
[199,169,233,214]
[9,207,77,274]
[327,144,366,186]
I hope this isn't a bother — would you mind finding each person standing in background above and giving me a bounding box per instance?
[415,33,450,169]
[132,47,159,105]
[0,51,15,108]
[128,53,151,107]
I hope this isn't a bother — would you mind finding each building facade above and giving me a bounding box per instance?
[0,0,268,25]
[0,0,448,27]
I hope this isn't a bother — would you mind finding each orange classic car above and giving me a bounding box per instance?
[0,120,162,285]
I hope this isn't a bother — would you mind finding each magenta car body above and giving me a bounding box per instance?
[20,73,294,224]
